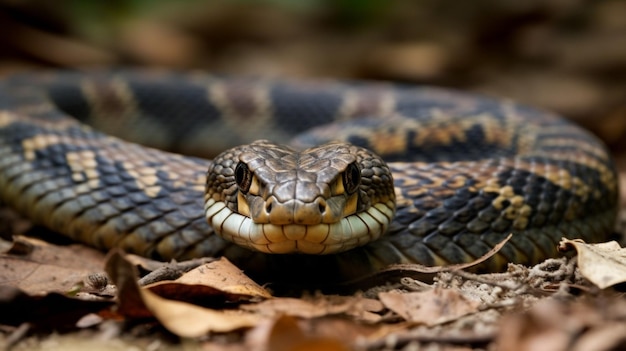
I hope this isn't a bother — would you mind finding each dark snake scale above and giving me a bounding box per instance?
[0,71,619,283]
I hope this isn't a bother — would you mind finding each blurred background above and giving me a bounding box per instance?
[0,0,625,201]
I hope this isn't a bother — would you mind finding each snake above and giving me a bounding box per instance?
[0,71,619,283]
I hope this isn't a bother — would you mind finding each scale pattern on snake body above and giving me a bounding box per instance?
[0,71,618,282]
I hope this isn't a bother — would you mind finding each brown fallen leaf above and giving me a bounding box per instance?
[572,322,626,351]
[0,285,113,331]
[0,236,106,295]
[145,257,272,304]
[496,297,626,351]
[125,253,175,273]
[104,250,151,318]
[247,315,351,351]
[559,238,626,289]
[5,236,105,270]
[105,250,263,337]
[379,287,481,326]
[243,295,384,323]
[140,287,262,337]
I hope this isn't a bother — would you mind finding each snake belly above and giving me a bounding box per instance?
[0,71,618,283]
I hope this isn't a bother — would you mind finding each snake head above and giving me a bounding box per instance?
[204,140,395,254]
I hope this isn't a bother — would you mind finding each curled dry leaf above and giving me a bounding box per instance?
[145,257,272,302]
[559,238,626,289]
[379,287,481,326]
[139,287,262,337]
[105,250,151,318]
[105,250,262,337]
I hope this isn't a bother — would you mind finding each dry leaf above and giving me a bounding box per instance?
[104,250,152,318]
[248,315,351,351]
[379,288,481,326]
[243,295,383,323]
[0,236,106,295]
[572,323,626,351]
[145,257,271,303]
[140,287,261,337]
[559,238,626,288]
[0,285,113,330]
[105,250,262,337]
[496,297,626,351]
[124,253,172,272]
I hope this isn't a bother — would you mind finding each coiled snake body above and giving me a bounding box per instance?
[0,71,618,283]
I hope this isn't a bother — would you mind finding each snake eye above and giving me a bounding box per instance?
[343,162,361,194]
[235,162,252,193]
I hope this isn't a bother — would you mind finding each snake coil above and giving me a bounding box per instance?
[0,71,618,282]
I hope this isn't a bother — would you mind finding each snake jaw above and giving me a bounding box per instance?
[204,140,396,254]
[204,198,395,254]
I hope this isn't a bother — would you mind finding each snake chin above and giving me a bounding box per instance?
[204,198,395,254]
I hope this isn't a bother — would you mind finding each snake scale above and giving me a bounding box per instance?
[0,71,619,283]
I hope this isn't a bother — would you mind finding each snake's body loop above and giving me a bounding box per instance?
[0,71,618,282]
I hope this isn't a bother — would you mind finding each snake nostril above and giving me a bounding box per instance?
[265,201,272,214]
[317,198,327,215]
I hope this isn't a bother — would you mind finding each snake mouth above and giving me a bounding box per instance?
[205,198,395,254]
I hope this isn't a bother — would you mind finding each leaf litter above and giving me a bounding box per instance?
[2,232,626,350]
[559,238,626,289]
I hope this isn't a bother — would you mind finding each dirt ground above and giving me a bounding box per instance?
[1,1,626,350]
